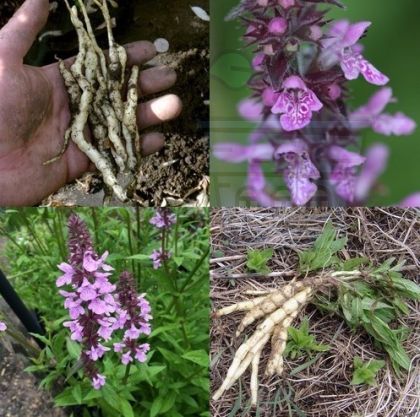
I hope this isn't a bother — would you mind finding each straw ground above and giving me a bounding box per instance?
[210,207,420,417]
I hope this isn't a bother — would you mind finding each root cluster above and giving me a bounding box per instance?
[213,276,333,406]
[47,0,141,202]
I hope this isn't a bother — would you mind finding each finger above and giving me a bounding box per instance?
[0,0,49,61]
[141,132,165,156]
[137,94,182,129]
[63,40,157,68]
[138,66,177,95]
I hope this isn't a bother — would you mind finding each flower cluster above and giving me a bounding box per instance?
[149,208,177,229]
[215,0,418,206]
[57,214,151,389]
[149,209,176,269]
[113,272,152,365]
[0,321,6,332]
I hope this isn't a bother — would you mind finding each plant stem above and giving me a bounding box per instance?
[91,208,99,247]
[122,363,132,384]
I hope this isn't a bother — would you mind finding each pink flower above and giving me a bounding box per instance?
[92,374,106,390]
[135,343,150,363]
[113,342,125,353]
[83,251,113,273]
[400,193,420,208]
[271,76,323,131]
[247,161,289,207]
[122,352,133,365]
[213,143,273,163]
[56,263,74,287]
[275,139,320,205]
[350,88,416,136]
[320,20,389,86]
[86,344,110,361]
[329,146,366,203]
[0,321,7,332]
[355,144,389,202]
[124,325,141,340]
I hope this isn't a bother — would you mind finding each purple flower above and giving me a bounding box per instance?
[135,344,150,362]
[214,143,273,163]
[122,352,133,365]
[149,209,176,229]
[350,88,416,136]
[271,76,323,131]
[0,321,7,332]
[92,374,106,390]
[215,2,417,206]
[275,140,320,205]
[150,249,171,269]
[320,20,389,86]
[329,146,366,203]
[114,272,152,365]
[355,144,389,202]
[400,193,420,208]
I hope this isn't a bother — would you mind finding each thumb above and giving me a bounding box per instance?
[0,0,49,62]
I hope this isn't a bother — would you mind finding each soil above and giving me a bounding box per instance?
[1,0,209,206]
[0,347,68,417]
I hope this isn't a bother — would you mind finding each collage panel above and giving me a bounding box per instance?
[211,207,419,416]
[0,208,210,416]
[0,0,209,207]
[211,0,420,207]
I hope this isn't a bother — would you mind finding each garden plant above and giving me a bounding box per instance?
[0,207,209,417]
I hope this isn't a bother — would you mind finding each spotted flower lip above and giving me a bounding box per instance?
[215,1,417,206]
[274,139,320,205]
[271,76,323,132]
[320,20,389,86]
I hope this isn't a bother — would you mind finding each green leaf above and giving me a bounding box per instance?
[351,357,385,386]
[182,350,209,368]
[72,385,82,404]
[120,399,135,417]
[150,396,164,417]
[66,337,81,359]
[341,257,369,271]
[298,222,347,272]
[246,249,273,274]
[54,387,78,406]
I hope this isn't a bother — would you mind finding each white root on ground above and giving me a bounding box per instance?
[46,0,143,202]
[212,286,313,403]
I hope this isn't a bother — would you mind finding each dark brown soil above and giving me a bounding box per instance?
[8,0,209,206]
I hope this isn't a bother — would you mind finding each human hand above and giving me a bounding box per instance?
[0,0,182,206]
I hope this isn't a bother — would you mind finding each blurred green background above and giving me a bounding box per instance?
[210,0,420,206]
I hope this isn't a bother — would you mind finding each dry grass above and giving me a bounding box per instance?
[210,208,420,417]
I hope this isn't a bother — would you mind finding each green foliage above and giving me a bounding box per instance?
[246,248,273,274]
[285,317,330,360]
[298,222,419,376]
[0,208,210,417]
[351,357,385,386]
[298,222,347,272]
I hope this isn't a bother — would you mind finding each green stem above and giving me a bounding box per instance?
[174,212,179,258]
[91,208,100,247]
[124,210,136,277]
[122,363,132,385]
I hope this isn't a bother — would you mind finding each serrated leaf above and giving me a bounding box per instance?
[182,350,209,368]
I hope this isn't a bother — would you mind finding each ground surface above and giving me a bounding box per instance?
[1,0,209,206]
[210,208,420,417]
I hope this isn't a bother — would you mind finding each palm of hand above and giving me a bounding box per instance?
[0,60,90,205]
[0,0,181,206]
